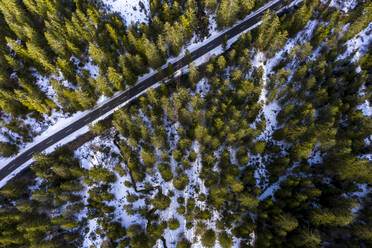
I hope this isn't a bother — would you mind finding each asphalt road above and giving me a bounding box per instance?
[0,0,286,182]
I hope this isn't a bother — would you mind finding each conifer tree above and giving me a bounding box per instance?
[108,66,124,90]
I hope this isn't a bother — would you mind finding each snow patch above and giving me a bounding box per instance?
[339,21,372,62]
[322,0,358,13]
[102,0,149,25]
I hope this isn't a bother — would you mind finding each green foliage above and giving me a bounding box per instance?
[177,238,191,248]
[88,167,116,184]
[141,150,156,167]
[238,193,259,210]
[152,192,171,210]
[168,218,180,230]
[201,229,216,248]
[218,231,234,248]
[255,10,288,56]
[274,213,299,232]
[1,1,371,248]
[173,174,189,190]
[158,163,173,181]
[0,142,19,157]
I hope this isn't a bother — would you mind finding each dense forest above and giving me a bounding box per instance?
[0,0,371,248]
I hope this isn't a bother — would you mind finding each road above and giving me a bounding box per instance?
[0,0,287,182]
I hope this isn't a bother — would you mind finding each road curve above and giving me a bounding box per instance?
[0,0,286,182]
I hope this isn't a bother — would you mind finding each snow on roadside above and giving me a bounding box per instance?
[101,0,149,24]
[0,0,308,195]
[0,77,163,188]
[0,125,89,189]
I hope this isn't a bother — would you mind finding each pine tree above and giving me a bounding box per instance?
[152,192,171,210]
[343,2,372,41]
[0,89,25,115]
[75,89,96,110]
[107,66,124,90]
[275,213,299,232]
[89,42,107,65]
[0,142,19,157]
[201,229,216,248]
[26,41,56,73]
[216,0,240,28]
[141,149,156,168]
[240,0,255,16]
[173,174,189,190]
[256,10,287,56]
[56,58,76,83]
[164,22,184,56]
[204,0,218,13]
[238,193,259,210]
[143,36,163,69]
[95,76,113,97]
[218,231,234,248]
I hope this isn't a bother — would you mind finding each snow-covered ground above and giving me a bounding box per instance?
[75,75,244,247]
[339,22,372,62]
[250,19,319,191]
[325,0,358,12]
[101,0,150,24]
[75,133,148,247]
[255,6,372,200]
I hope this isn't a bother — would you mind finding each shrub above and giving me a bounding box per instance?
[158,163,173,181]
[177,238,191,248]
[218,232,233,248]
[168,218,180,230]
[173,174,189,190]
[201,229,216,248]
[151,192,171,210]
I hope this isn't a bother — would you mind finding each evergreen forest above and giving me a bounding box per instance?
[0,0,371,248]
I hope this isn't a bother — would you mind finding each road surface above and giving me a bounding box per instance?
[0,0,287,182]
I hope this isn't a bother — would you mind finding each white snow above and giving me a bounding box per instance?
[75,134,148,248]
[322,0,358,12]
[251,19,320,193]
[358,100,372,116]
[339,21,372,62]
[102,0,149,24]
